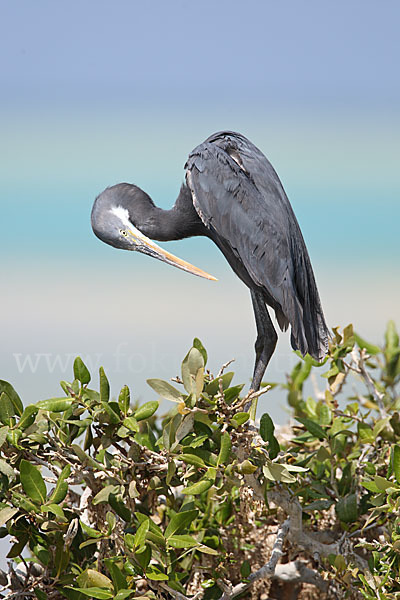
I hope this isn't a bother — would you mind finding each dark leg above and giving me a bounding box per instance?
[250,289,278,391]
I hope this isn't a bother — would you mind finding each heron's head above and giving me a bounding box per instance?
[91,183,216,280]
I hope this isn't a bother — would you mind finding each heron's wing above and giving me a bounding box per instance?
[185,132,329,360]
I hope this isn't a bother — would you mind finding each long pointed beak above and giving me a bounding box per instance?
[125,227,217,281]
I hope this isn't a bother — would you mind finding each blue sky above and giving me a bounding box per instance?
[1,0,399,418]
[2,0,400,107]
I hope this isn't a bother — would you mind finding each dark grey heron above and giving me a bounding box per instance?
[91,131,330,390]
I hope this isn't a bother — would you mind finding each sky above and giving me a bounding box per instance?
[1,1,399,427]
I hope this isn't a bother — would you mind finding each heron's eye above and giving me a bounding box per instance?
[120,229,128,237]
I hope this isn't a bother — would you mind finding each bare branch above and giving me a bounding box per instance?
[349,348,385,416]
[273,560,328,591]
[217,359,235,377]
[216,520,292,599]
[241,384,271,413]
[158,581,203,600]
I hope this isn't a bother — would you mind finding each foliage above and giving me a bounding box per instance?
[0,324,399,599]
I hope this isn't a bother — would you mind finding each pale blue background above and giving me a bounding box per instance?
[1,0,399,421]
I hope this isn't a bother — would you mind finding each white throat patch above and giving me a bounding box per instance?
[110,205,152,244]
[111,205,132,229]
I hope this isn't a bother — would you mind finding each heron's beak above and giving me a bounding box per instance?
[125,227,217,281]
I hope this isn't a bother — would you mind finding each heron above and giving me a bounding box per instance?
[91,131,330,391]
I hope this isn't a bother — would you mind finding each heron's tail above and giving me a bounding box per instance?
[290,305,330,362]
[289,255,330,362]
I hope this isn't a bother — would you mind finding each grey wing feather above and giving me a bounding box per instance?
[185,131,330,361]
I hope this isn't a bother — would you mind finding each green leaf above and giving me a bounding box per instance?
[71,445,106,471]
[316,402,332,426]
[385,320,399,351]
[241,560,251,578]
[123,416,139,432]
[11,490,37,512]
[217,432,231,466]
[41,503,66,520]
[263,463,296,483]
[54,545,71,578]
[176,414,195,441]
[80,520,103,538]
[181,448,217,467]
[113,591,134,600]
[260,413,274,443]
[0,425,9,448]
[134,519,149,549]
[357,422,375,444]
[92,485,119,505]
[304,499,334,511]
[36,398,74,412]
[343,324,355,347]
[193,338,208,365]
[168,534,199,549]
[147,379,182,402]
[237,460,258,474]
[0,381,23,416]
[118,385,130,414]
[104,512,115,535]
[0,506,18,526]
[181,454,206,468]
[230,412,249,428]
[165,509,198,538]
[197,544,219,555]
[224,384,245,404]
[134,401,159,421]
[295,417,327,439]
[0,458,16,481]
[99,367,110,402]
[291,358,312,389]
[20,459,47,504]
[18,405,38,430]
[392,445,400,484]
[104,559,127,593]
[374,475,393,491]
[49,464,71,504]
[135,546,152,572]
[0,392,15,425]
[182,479,213,495]
[145,566,168,581]
[66,589,112,599]
[268,436,280,460]
[284,464,309,472]
[73,357,91,385]
[181,347,204,395]
[109,494,132,522]
[335,494,358,523]
[354,333,380,355]
[7,535,28,558]
[79,538,101,550]
[100,401,120,424]
[7,428,22,448]
[78,569,112,589]
[205,372,234,396]
[260,413,280,459]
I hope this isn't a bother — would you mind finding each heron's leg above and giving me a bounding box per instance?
[250,289,277,391]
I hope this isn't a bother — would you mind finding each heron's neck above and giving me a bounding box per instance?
[138,185,206,242]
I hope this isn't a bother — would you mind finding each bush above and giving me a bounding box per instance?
[0,323,399,599]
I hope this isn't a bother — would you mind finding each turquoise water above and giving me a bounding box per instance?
[2,107,399,264]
